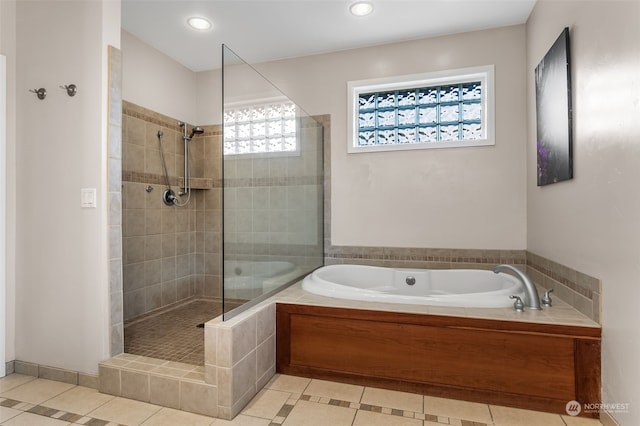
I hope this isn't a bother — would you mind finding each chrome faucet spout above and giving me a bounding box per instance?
[494,264,542,310]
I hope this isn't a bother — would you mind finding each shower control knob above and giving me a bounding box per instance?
[406,276,416,286]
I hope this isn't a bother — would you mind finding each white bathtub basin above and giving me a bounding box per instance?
[224,260,301,299]
[302,264,525,308]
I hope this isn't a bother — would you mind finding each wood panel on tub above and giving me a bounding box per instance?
[276,303,601,419]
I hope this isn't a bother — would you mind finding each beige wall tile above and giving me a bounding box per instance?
[256,304,275,344]
[149,375,180,409]
[125,117,146,147]
[217,367,232,407]
[179,380,218,417]
[120,370,150,402]
[256,335,275,381]
[231,351,256,403]
[256,364,276,393]
[38,366,78,385]
[78,373,99,390]
[217,328,232,368]
[98,365,121,396]
[14,361,38,377]
[231,316,257,365]
[204,326,217,366]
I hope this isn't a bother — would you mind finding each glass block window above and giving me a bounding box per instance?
[223,101,297,156]
[348,66,494,153]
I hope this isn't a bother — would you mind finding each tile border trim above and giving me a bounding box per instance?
[0,397,121,426]
[326,246,526,265]
[266,393,489,426]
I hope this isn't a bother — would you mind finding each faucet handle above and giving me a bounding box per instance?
[509,295,525,312]
[541,289,554,307]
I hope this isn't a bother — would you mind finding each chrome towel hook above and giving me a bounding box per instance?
[29,88,47,100]
[60,84,77,97]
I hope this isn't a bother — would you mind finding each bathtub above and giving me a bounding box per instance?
[301,264,525,308]
[224,260,301,299]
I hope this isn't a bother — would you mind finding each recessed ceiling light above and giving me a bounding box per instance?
[350,1,374,17]
[187,17,212,31]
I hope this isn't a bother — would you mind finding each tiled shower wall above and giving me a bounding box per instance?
[223,116,325,301]
[122,101,222,321]
[108,47,124,356]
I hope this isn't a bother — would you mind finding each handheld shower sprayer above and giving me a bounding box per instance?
[179,121,204,141]
[188,127,205,140]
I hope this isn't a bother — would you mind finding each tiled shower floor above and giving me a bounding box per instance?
[124,299,222,365]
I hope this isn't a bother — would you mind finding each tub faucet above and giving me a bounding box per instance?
[493,264,542,310]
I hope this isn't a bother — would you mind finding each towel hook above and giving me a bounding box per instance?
[29,88,47,100]
[60,84,77,97]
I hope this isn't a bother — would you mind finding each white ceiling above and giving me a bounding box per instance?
[121,0,537,72]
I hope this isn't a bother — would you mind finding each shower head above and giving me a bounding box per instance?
[178,121,205,141]
[188,127,204,140]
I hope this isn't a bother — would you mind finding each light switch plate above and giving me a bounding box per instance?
[81,188,97,208]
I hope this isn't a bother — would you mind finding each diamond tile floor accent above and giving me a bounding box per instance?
[0,373,605,425]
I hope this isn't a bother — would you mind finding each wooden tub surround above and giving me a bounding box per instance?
[276,303,601,418]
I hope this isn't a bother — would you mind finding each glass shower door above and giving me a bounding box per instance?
[222,45,324,319]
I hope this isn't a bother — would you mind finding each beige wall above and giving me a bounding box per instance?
[13,0,119,375]
[0,0,17,367]
[196,69,220,126]
[526,2,640,424]
[121,31,197,125]
[136,26,529,251]
[253,25,528,250]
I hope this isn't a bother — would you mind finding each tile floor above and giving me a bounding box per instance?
[0,373,604,426]
[124,299,242,365]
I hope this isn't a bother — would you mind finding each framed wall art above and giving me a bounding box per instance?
[535,27,573,186]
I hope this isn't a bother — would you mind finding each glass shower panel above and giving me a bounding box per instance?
[222,45,324,320]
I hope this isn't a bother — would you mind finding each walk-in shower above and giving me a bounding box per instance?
[121,107,216,364]
[120,44,324,366]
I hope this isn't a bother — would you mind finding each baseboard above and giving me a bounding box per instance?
[9,360,98,389]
